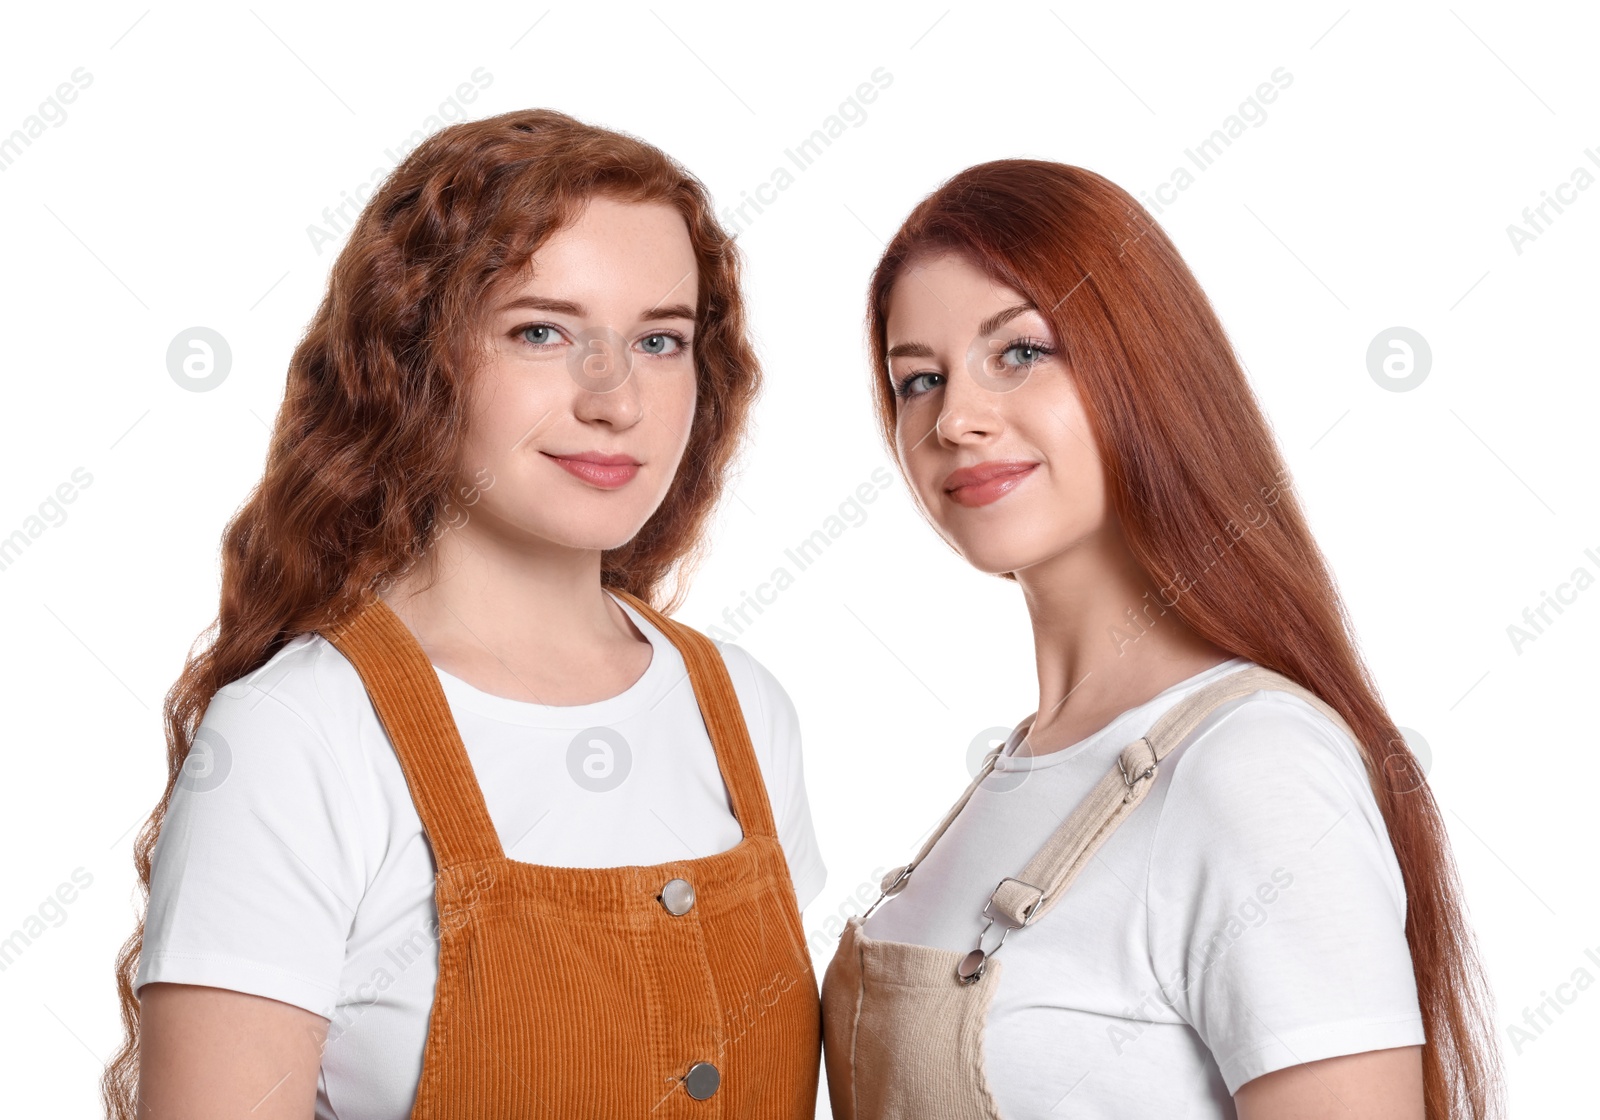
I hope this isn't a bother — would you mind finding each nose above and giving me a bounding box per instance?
[570,337,644,430]
[934,361,1004,447]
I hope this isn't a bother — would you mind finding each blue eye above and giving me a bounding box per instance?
[638,332,685,356]
[999,338,1054,368]
[519,324,560,346]
[894,372,943,399]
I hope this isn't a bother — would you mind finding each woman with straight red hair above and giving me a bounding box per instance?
[104,109,825,1119]
[822,160,1503,1119]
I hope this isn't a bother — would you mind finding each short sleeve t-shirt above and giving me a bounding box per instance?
[135,591,827,1120]
[863,656,1424,1117]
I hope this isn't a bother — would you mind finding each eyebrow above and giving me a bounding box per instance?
[496,295,698,322]
[885,302,1037,360]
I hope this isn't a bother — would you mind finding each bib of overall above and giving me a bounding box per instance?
[319,589,822,1119]
[820,665,1361,1119]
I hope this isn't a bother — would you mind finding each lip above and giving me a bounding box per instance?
[542,451,641,490]
[942,459,1039,508]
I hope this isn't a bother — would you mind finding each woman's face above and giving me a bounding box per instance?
[883,250,1111,575]
[457,195,699,554]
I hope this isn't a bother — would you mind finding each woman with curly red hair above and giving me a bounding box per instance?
[106,109,824,1119]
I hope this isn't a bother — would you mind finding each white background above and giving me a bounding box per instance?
[1,1,1595,1115]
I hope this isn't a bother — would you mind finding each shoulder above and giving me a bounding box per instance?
[208,632,329,733]
[1148,681,1403,908]
[701,635,805,786]
[702,635,828,906]
[1164,685,1368,800]
[1152,684,1386,861]
[623,601,801,753]
[199,631,378,794]
[706,637,800,743]
[223,629,370,704]
[149,633,380,920]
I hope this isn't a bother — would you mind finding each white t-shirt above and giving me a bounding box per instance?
[863,656,1424,1118]
[135,591,827,1120]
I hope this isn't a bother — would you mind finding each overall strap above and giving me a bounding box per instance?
[863,744,1001,920]
[608,589,779,840]
[985,664,1358,927]
[319,595,504,868]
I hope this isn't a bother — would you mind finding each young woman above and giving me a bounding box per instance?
[103,109,825,1119]
[822,161,1504,1119]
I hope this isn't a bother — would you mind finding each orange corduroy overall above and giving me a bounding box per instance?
[319,590,822,1118]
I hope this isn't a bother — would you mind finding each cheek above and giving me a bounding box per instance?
[897,446,947,516]
[649,367,699,449]
[464,367,559,469]
[893,408,933,475]
[675,373,699,432]
[1026,376,1099,467]
[891,422,920,482]
[1034,428,1112,531]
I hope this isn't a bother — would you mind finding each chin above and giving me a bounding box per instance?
[952,533,1062,577]
[577,522,657,553]
[954,542,1031,576]
[518,508,658,554]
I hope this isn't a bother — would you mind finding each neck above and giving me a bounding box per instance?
[377,511,634,669]
[1013,520,1231,754]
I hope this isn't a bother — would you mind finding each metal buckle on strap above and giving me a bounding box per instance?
[860,864,911,923]
[958,877,1047,985]
[1118,737,1159,802]
[982,876,1046,927]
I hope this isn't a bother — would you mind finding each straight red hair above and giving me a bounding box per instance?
[866,159,1504,1119]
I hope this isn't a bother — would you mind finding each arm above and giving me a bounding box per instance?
[1235,1044,1423,1118]
[134,664,365,1114]
[137,982,329,1119]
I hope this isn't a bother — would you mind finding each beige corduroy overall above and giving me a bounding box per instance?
[820,665,1362,1119]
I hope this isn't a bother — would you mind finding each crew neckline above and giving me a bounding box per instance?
[993,656,1252,772]
[430,590,679,728]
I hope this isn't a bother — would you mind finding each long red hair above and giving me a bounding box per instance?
[101,108,761,1119]
[865,159,1503,1119]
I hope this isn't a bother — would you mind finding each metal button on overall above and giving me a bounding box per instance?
[684,1061,720,1100]
[660,877,696,916]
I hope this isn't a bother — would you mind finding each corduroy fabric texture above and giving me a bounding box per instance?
[820,665,1350,1118]
[320,590,821,1118]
